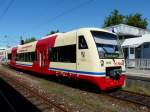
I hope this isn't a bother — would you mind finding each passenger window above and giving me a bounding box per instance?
[48,45,76,63]
[78,36,88,49]
[15,52,36,62]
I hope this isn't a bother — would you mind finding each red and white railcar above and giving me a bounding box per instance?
[0,48,7,64]
[8,28,126,90]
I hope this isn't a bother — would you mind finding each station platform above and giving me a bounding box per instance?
[126,68,150,81]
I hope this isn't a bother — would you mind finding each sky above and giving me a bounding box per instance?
[0,0,150,47]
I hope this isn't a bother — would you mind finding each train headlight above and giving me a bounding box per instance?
[100,60,104,67]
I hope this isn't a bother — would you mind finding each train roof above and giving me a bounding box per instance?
[42,27,116,39]
[10,27,116,51]
[42,33,63,39]
[74,27,116,35]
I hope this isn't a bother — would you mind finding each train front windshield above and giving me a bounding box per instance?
[91,31,123,59]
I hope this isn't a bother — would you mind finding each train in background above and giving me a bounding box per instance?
[7,28,126,91]
[0,47,8,64]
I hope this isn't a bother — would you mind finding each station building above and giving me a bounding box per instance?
[105,24,150,68]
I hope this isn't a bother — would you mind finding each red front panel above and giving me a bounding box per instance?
[93,75,126,90]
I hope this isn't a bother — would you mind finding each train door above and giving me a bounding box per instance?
[11,47,17,65]
[37,47,49,73]
[76,33,89,72]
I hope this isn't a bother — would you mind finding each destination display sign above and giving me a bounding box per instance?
[17,41,37,53]
[18,45,33,53]
[104,53,119,58]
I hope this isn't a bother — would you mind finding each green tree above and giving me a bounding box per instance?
[103,9,124,27]
[103,9,148,29]
[126,13,148,29]
[46,30,59,36]
[24,37,37,44]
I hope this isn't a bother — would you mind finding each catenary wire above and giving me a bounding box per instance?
[34,0,94,30]
[0,0,15,22]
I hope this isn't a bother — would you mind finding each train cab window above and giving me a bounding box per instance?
[78,36,88,49]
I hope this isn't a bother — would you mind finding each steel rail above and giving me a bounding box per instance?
[107,90,150,108]
[0,72,68,112]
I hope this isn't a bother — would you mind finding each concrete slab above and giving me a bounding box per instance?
[126,68,150,81]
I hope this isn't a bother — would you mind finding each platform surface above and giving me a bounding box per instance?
[126,68,150,81]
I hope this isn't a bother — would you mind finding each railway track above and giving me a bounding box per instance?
[107,90,150,108]
[0,78,41,112]
[0,66,150,111]
[0,71,69,112]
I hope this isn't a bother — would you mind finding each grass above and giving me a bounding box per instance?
[39,78,119,112]
[111,110,118,112]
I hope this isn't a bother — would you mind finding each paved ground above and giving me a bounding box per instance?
[126,68,150,78]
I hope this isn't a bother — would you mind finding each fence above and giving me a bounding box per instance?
[125,59,150,69]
